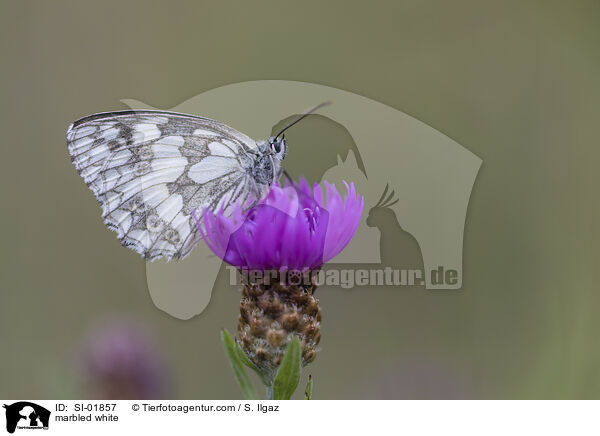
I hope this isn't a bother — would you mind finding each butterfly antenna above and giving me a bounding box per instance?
[274,101,332,139]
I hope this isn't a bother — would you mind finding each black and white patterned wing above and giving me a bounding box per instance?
[67,110,260,261]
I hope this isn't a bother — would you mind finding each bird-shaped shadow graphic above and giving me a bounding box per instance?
[366,184,424,272]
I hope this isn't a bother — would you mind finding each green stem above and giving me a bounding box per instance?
[266,384,273,400]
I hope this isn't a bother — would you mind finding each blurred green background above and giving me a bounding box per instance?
[1,0,599,399]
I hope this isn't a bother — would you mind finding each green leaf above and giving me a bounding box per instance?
[272,337,302,400]
[233,340,272,386]
[304,375,313,400]
[221,330,258,400]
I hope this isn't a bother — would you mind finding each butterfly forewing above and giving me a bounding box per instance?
[67,110,261,260]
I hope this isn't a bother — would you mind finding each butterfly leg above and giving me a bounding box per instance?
[282,169,294,186]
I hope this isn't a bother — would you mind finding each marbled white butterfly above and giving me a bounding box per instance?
[67,104,328,260]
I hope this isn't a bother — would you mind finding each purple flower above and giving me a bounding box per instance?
[196,179,363,270]
[77,319,169,400]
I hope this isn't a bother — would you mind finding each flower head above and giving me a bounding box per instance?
[198,179,362,379]
[77,319,169,400]
[196,179,363,271]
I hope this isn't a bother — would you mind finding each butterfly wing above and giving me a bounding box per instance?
[67,110,261,260]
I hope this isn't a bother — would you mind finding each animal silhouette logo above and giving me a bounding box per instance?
[366,183,424,271]
[3,402,50,434]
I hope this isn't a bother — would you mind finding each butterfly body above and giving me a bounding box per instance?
[67,110,287,261]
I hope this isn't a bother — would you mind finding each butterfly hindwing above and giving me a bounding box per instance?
[67,110,260,260]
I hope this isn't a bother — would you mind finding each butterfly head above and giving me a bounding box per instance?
[268,134,287,161]
[265,101,331,163]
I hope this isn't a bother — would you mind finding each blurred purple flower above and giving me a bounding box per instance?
[195,179,363,270]
[78,319,169,400]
